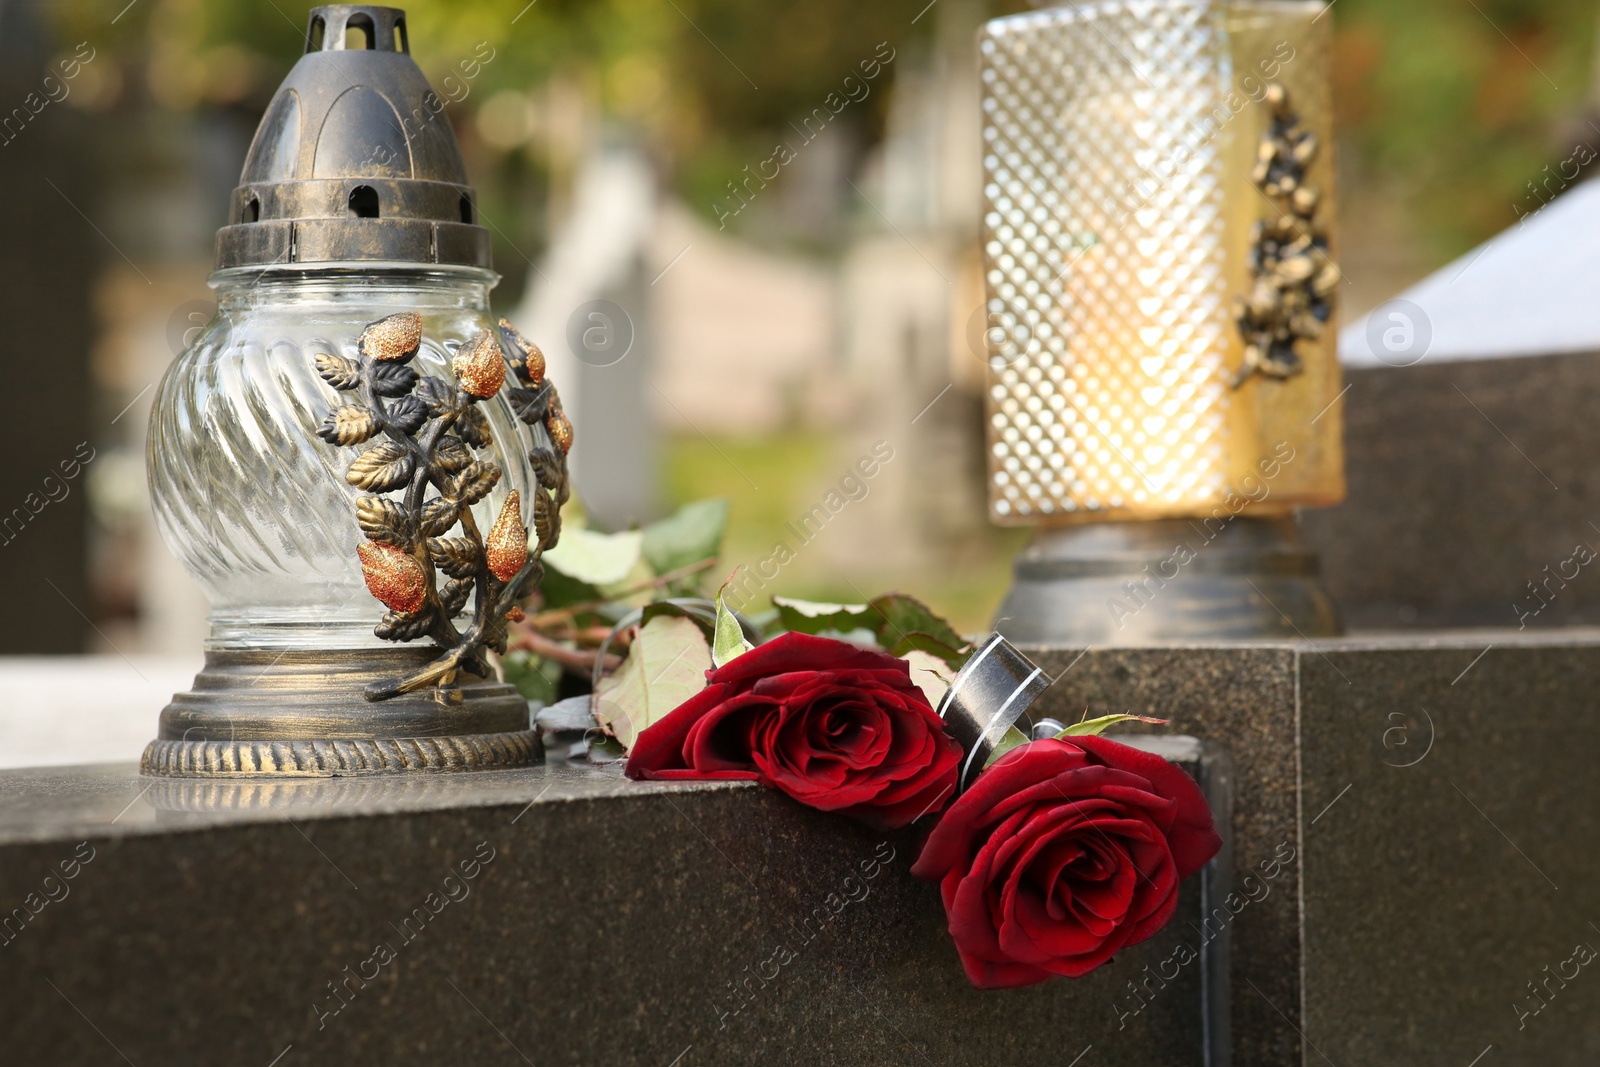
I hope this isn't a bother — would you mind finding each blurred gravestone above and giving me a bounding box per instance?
[0,6,95,651]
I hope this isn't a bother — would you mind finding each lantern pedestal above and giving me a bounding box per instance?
[993,515,1340,645]
[139,648,539,777]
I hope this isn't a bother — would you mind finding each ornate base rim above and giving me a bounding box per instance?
[993,515,1342,645]
[140,729,542,778]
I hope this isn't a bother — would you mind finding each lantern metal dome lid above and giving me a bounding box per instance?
[214,5,491,272]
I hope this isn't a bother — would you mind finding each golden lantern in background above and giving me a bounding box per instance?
[979,0,1344,643]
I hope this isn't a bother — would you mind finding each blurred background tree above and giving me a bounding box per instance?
[46,0,1600,265]
[19,0,1600,651]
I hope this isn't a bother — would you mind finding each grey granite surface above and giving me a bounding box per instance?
[1302,352,1600,631]
[1026,629,1600,1067]
[1298,634,1600,1065]
[1024,642,1300,1067]
[0,759,1211,1066]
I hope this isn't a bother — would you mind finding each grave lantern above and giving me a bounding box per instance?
[142,5,568,776]
[979,0,1345,642]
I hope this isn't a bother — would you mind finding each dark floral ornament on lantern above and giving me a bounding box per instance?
[316,311,571,702]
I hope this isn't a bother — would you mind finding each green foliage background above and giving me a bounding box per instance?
[48,0,1600,263]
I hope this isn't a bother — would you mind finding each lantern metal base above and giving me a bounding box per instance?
[140,647,541,778]
[992,514,1341,645]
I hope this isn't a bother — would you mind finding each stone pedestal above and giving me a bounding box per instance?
[0,751,1223,1066]
[9,630,1597,1063]
[1027,629,1600,1066]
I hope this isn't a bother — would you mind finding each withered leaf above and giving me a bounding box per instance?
[314,352,361,390]
[418,497,460,537]
[346,441,414,493]
[316,405,380,446]
[375,607,434,642]
[441,577,472,617]
[414,375,455,415]
[387,395,428,435]
[356,496,410,544]
[457,405,492,449]
[369,362,419,398]
[427,536,483,579]
[430,435,472,474]
[509,382,552,424]
[449,461,501,506]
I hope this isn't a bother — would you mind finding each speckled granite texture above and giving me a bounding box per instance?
[0,760,1212,1066]
[1029,628,1600,1067]
[1302,352,1600,631]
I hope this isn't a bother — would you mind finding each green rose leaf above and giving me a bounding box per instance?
[1057,713,1170,737]
[544,527,643,587]
[641,499,728,577]
[983,725,1032,769]
[593,615,712,751]
[870,593,968,667]
[772,596,874,636]
[713,581,754,668]
[771,593,968,668]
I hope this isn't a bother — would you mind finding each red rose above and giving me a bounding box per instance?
[625,632,961,830]
[910,735,1221,989]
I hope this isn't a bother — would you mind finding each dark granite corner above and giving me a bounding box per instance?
[1023,629,1600,1067]
[1024,643,1301,1067]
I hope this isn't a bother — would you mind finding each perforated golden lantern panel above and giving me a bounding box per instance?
[980,0,1342,524]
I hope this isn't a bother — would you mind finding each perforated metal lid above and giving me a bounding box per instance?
[214,5,491,271]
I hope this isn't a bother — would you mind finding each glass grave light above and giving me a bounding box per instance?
[142,6,570,776]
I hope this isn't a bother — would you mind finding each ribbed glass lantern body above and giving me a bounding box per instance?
[147,267,537,650]
[979,0,1341,524]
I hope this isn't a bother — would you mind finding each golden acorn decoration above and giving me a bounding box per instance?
[357,541,427,614]
[497,317,546,387]
[452,328,506,398]
[359,311,422,363]
[485,490,528,582]
[546,408,574,455]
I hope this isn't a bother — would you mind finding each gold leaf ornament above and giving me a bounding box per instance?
[360,312,423,363]
[357,541,427,614]
[317,404,379,446]
[314,352,361,390]
[356,496,409,544]
[426,536,483,579]
[418,497,461,537]
[452,329,506,399]
[486,490,528,581]
[345,441,415,493]
[449,460,501,506]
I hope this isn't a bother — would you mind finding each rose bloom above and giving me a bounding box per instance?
[910,735,1221,989]
[626,633,961,830]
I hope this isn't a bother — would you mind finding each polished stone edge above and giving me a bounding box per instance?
[139,729,543,779]
[0,763,760,846]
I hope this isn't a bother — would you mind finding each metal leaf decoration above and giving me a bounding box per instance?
[346,442,414,493]
[312,311,572,703]
[1232,82,1338,389]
